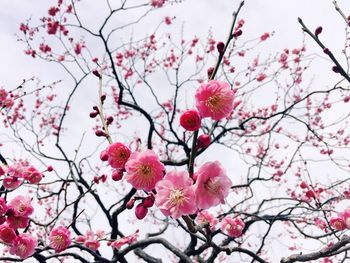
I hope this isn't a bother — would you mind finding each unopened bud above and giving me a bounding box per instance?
[142,195,155,208]
[100,150,109,161]
[233,29,242,38]
[135,203,148,220]
[92,70,101,78]
[332,66,340,73]
[314,26,322,37]
[207,67,214,79]
[196,134,211,148]
[323,48,330,55]
[106,116,114,125]
[89,111,99,118]
[126,198,135,209]
[112,169,123,181]
[100,93,106,102]
[47,165,54,172]
[95,130,107,137]
[216,42,225,54]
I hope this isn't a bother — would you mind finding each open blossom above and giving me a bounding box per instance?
[106,142,131,169]
[23,166,43,184]
[221,216,245,238]
[8,195,34,218]
[180,109,201,131]
[7,216,29,229]
[10,233,37,259]
[195,80,234,121]
[125,150,165,191]
[330,217,346,231]
[0,224,17,244]
[194,161,232,210]
[196,211,218,231]
[3,176,23,189]
[110,230,139,249]
[49,226,72,252]
[155,170,197,219]
[339,209,350,228]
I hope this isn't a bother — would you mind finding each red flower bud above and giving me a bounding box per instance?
[233,29,242,38]
[126,198,135,209]
[100,94,106,102]
[216,42,225,54]
[112,169,123,181]
[93,176,100,184]
[314,26,322,37]
[47,165,54,172]
[100,174,107,183]
[92,70,101,78]
[299,181,308,189]
[323,48,330,55]
[207,67,214,79]
[89,111,99,118]
[332,66,340,73]
[106,116,114,125]
[196,134,211,148]
[180,109,201,131]
[100,150,109,161]
[135,203,148,220]
[142,195,155,208]
[95,130,107,137]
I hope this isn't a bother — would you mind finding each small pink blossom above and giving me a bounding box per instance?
[195,80,234,121]
[125,150,165,191]
[194,161,232,210]
[329,217,346,231]
[84,239,100,251]
[196,211,218,231]
[106,142,131,169]
[221,216,245,238]
[3,176,23,189]
[10,233,37,259]
[23,166,43,184]
[155,170,197,219]
[49,226,72,252]
[0,197,8,215]
[110,230,139,249]
[151,0,165,8]
[0,224,17,244]
[339,209,350,229]
[8,195,33,218]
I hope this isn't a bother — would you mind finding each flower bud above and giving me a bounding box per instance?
[135,203,148,220]
[112,169,123,181]
[106,116,114,125]
[95,130,107,137]
[126,198,135,209]
[47,165,54,172]
[315,26,322,37]
[92,70,101,78]
[233,29,242,38]
[142,195,155,208]
[100,94,106,102]
[323,48,330,55]
[89,111,99,118]
[180,109,201,131]
[100,150,109,161]
[197,134,211,148]
[332,66,340,73]
[207,67,214,79]
[216,42,225,54]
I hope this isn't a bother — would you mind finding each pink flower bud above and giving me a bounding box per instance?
[126,199,135,209]
[47,165,53,172]
[112,169,123,181]
[100,150,109,161]
[142,195,155,208]
[314,26,322,37]
[216,42,225,54]
[197,134,211,148]
[135,204,148,220]
[100,174,107,183]
[180,109,201,131]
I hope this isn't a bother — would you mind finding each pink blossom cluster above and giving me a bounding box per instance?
[76,230,103,251]
[329,209,350,231]
[0,195,38,259]
[0,162,44,190]
[108,230,139,249]
[0,88,14,109]
[155,161,232,219]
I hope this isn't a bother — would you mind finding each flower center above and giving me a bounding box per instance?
[169,189,185,206]
[54,235,65,247]
[206,94,222,111]
[204,178,221,195]
[137,164,152,177]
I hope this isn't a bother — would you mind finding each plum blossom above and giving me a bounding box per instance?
[196,211,218,231]
[330,217,346,231]
[106,142,131,169]
[180,109,201,131]
[339,208,350,229]
[10,233,37,259]
[8,195,33,218]
[194,161,232,210]
[125,150,165,191]
[0,224,17,244]
[195,80,234,121]
[221,216,245,238]
[110,230,139,249]
[155,170,197,219]
[49,226,72,252]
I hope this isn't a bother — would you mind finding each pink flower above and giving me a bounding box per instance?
[195,80,234,121]
[0,197,8,215]
[49,226,72,252]
[329,217,346,231]
[84,239,100,251]
[110,230,139,249]
[8,195,34,217]
[339,209,350,229]
[180,109,201,131]
[10,233,37,259]
[106,142,131,169]
[221,216,245,238]
[3,176,23,189]
[7,216,29,229]
[155,170,197,219]
[196,211,218,231]
[151,0,165,8]
[0,224,17,244]
[196,134,211,148]
[194,161,232,210]
[23,166,43,184]
[125,150,165,191]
